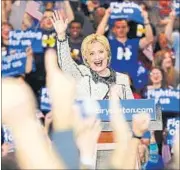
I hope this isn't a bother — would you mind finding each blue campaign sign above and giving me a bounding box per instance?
[97,99,156,122]
[173,0,180,16]
[166,118,179,146]
[2,124,15,153]
[40,88,51,111]
[8,29,43,53]
[146,89,180,113]
[2,50,27,77]
[109,2,144,26]
[39,88,156,121]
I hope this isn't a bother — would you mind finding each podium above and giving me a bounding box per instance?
[94,100,163,169]
[40,96,163,169]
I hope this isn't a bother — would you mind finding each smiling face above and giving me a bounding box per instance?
[85,41,109,74]
[162,52,173,70]
[69,22,82,39]
[113,20,129,39]
[40,10,54,30]
[150,68,163,85]
[2,23,12,40]
[158,33,168,49]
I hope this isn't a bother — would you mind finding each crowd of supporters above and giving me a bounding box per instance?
[1,0,180,169]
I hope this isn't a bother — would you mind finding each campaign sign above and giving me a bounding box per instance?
[146,89,180,113]
[96,99,155,121]
[173,0,180,16]
[166,118,179,146]
[2,125,15,153]
[40,88,51,111]
[40,88,156,121]
[2,51,27,77]
[8,29,43,53]
[109,2,144,26]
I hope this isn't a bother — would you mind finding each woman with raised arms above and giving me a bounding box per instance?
[51,11,133,100]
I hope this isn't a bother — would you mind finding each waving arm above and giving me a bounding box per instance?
[51,10,83,80]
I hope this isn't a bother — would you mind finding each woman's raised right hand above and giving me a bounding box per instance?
[51,10,68,40]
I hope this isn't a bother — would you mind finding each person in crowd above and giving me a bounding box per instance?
[1,22,13,52]
[1,127,10,157]
[40,9,56,49]
[166,129,180,170]
[154,50,180,88]
[41,1,74,49]
[141,66,173,98]
[128,75,142,99]
[21,12,34,31]
[96,8,154,89]
[143,131,165,170]
[92,7,106,30]
[1,21,34,78]
[2,49,151,169]
[165,10,180,71]
[68,20,84,64]
[138,142,149,168]
[162,128,172,166]
[86,0,101,19]
[2,48,179,170]
[1,0,13,23]
[44,1,55,10]
[154,32,173,53]
[147,67,171,90]
[51,11,134,100]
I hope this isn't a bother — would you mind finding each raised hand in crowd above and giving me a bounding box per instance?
[2,142,9,157]
[45,49,75,131]
[2,78,63,169]
[25,46,34,74]
[132,112,150,138]
[44,111,53,135]
[96,7,111,35]
[121,112,150,169]
[45,49,80,169]
[50,10,68,40]
[109,86,132,169]
[139,9,154,49]
[86,0,100,13]
[109,86,150,169]
[73,105,101,169]
[165,10,176,43]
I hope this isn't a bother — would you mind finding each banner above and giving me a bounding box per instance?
[40,88,156,121]
[25,1,43,21]
[109,2,144,26]
[173,0,180,16]
[2,125,15,153]
[2,50,27,77]
[146,89,180,113]
[8,29,43,53]
[40,88,51,111]
[166,117,179,146]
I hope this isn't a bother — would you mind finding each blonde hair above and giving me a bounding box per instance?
[81,34,111,66]
[153,49,176,87]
